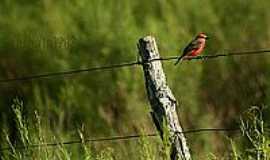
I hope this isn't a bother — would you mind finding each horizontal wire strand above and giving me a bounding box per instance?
[0,127,241,152]
[0,49,270,84]
[0,61,140,83]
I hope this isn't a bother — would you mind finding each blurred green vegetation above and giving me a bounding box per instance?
[0,0,270,159]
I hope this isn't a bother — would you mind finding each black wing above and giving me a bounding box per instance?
[183,39,202,55]
[174,39,202,65]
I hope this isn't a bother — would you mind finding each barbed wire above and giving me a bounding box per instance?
[0,61,140,84]
[151,49,270,61]
[0,127,241,152]
[0,49,270,84]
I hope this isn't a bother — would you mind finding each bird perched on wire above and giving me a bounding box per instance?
[174,32,209,65]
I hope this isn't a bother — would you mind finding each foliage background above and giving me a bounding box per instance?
[0,0,270,159]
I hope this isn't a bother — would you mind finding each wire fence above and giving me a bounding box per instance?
[0,127,241,152]
[0,49,270,84]
[0,49,269,152]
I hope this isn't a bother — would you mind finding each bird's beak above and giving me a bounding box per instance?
[205,36,209,40]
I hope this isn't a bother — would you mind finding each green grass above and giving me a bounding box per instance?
[1,99,270,159]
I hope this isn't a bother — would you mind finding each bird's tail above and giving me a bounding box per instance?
[174,55,184,65]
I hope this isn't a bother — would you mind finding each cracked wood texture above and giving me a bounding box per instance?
[138,36,191,160]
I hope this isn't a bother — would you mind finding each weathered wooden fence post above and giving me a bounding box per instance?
[137,36,191,160]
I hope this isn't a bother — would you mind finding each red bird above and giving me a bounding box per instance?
[174,32,209,65]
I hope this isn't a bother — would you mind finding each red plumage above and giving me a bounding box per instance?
[175,33,208,65]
